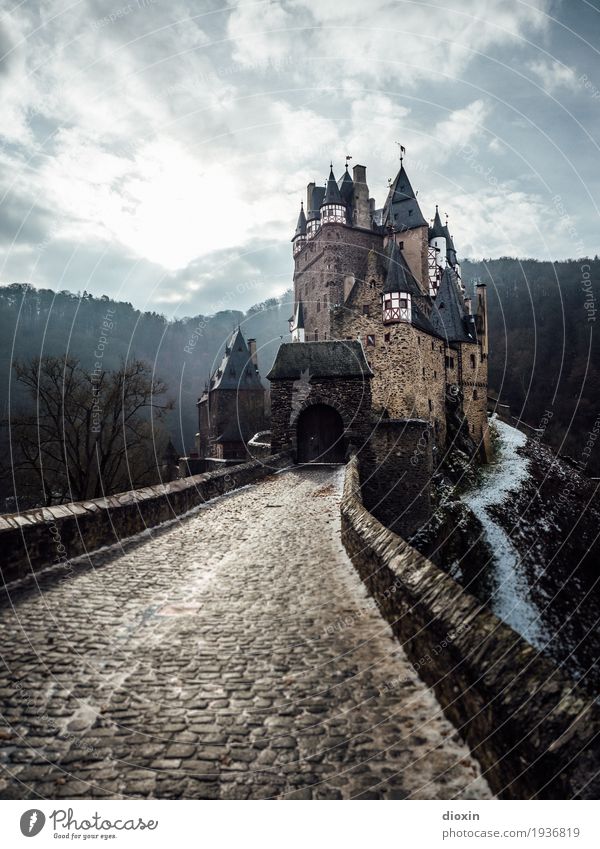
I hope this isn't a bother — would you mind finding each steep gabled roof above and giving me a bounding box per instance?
[322,165,343,205]
[209,328,264,391]
[431,267,474,343]
[383,240,423,296]
[338,166,354,205]
[267,341,373,380]
[383,164,428,231]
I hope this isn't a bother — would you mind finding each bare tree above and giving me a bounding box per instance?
[5,355,174,506]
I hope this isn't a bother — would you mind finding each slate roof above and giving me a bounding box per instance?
[322,166,343,205]
[288,299,305,329]
[267,341,373,380]
[383,164,428,230]
[430,267,474,343]
[383,240,423,296]
[338,167,354,204]
[307,186,325,221]
[430,207,445,238]
[293,203,307,238]
[209,328,264,391]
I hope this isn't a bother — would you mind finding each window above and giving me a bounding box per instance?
[317,300,320,312]
[470,353,476,368]
[399,297,408,309]
[473,389,478,400]
[431,341,435,351]
[434,370,437,379]
[363,304,370,316]
[422,367,426,377]
[314,330,319,341]
[445,356,455,369]
[417,336,421,345]
[398,241,404,249]
[367,334,375,346]
[384,333,391,343]
[428,399,433,412]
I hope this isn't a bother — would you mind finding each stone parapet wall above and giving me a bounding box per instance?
[340,454,600,799]
[0,453,291,585]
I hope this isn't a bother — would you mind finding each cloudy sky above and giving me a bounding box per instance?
[1,0,599,316]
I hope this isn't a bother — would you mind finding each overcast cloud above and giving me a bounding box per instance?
[0,0,599,316]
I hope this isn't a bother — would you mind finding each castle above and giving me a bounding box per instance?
[191,155,489,533]
[284,158,489,456]
[267,157,490,534]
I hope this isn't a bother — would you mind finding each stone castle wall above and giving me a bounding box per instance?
[0,453,291,585]
[360,420,433,538]
[331,284,447,447]
[341,454,600,800]
[270,376,372,459]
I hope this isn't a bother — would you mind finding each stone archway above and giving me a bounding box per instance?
[296,404,345,464]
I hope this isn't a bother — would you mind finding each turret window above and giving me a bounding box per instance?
[363,304,370,316]
[321,204,346,225]
[382,291,411,324]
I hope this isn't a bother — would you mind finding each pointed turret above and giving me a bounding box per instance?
[320,164,346,225]
[430,267,474,343]
[292,202,307,256]
[382,241,421,325]
[429,205,447,270]
[383,164,428,231]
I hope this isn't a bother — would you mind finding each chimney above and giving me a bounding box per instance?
[306,182,315,212]
[464,297,472,315]
[352,164,371,229]
[248,338,258,368]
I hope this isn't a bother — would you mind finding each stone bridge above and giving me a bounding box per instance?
[0,466,490,800]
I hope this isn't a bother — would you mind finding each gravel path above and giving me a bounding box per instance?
[0,466,491,799]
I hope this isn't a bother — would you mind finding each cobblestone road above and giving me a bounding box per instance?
[0,467,491,799]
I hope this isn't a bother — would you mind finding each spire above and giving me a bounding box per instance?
[430,205,445,238]
[294,201,307,237]
[338,167,354,205]
[383,163,428,230]
[322,165,343,206]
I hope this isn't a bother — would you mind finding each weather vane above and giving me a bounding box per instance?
[395,141,406,163]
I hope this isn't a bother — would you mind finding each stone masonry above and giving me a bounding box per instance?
[0,467,491,801]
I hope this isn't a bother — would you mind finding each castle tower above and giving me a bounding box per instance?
[382,240,419,324]
[320,165,346,225]
[383,163,429,287]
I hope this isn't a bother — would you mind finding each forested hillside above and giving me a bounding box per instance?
[0,284,292,457]
[462,258,600,474]
[1,255,598,479]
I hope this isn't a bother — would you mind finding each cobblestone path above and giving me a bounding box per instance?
[0,467,492,800]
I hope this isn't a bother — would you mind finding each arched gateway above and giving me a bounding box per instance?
[297,404,345,464]
[267,340,373,462]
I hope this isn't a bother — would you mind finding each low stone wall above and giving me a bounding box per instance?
[341,454,600,800]
[0,453,291,585]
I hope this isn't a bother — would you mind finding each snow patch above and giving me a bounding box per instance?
[463,418,548,649]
